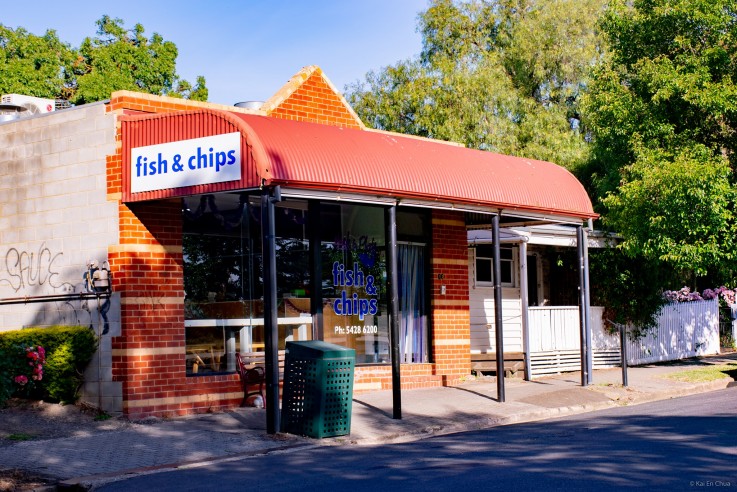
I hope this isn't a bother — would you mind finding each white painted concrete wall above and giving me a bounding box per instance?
[0,104,121,412]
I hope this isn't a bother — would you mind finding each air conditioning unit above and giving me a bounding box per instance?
[1,94,55,114]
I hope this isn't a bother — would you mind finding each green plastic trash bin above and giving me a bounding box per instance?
[281,341,355,438]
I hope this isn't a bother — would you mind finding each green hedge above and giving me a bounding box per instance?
[0,325,97,406]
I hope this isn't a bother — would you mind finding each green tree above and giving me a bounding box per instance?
[582,0,737,284]
[0,26,74,98]
[70,16,207,104]
[346,0,605,171]
[0,16,207,104]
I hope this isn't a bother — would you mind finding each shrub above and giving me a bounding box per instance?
[0,326,97,406]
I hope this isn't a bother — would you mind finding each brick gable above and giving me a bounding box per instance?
[262,66,365,129]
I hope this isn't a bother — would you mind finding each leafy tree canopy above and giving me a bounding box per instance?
[0,16,207,104]
[0,26,74,98]
[346,0,606,172]
[582,0,737,282]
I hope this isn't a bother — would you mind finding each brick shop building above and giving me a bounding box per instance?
[0,66,596,419]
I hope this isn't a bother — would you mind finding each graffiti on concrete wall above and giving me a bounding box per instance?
[0,242,73,293]
[0,243,113,335]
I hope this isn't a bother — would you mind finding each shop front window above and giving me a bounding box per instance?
[183,194,263,376]
[183,194,413,374]
[321,204,389,364]
[183,194,314,376]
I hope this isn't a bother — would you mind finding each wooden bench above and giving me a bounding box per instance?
[471,352,526,378]
[235,350,286,408]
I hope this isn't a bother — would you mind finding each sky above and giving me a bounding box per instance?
[3,0,428,105]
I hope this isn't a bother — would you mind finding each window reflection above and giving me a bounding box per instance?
[183,194,413,374]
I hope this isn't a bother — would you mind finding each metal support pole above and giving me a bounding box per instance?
[620,323,629,387]
[576,225,591,387]
[519,241,531,381]
[308,200,323,341]
[583,228,593,385]
[261,186,281,434]
[492,214,505,402]
[386,205,402,419]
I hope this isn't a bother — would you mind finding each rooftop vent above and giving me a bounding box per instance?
[234,101,264,110]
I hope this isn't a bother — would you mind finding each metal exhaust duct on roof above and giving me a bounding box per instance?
[0,104,27,122]
[234,101,264,110]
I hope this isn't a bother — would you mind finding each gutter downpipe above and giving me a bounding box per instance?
[519,239,531,381]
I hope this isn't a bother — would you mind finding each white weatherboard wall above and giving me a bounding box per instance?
[469,286,524,353]
[0,104,121,412]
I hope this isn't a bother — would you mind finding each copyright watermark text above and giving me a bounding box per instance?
[691,480,732,487]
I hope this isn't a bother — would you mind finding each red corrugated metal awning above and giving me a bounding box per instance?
[121,109,596,219]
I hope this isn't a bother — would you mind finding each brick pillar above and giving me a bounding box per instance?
[431,210,471,385]
[110,200,186,417]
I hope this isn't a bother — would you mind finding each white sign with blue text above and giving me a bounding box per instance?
[130,132,241,193]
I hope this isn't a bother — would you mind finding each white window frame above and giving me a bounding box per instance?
[472,245,517,288]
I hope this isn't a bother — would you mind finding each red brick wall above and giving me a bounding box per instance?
[110,200,242,418]
[430,210,471,385]
[266,71,363,129]
[354,364,442,393]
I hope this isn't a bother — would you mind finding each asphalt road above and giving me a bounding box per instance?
[97,387,737,492]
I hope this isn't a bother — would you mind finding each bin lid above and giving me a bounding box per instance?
[286,341,356,359]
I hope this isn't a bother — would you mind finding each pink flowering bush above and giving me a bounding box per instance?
[0,343,47,404]
[663,286,735,305]
[0,326,98,406]
[9,345,46,396]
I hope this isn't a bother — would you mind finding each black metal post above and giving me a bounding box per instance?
[576,225,590,387]
[620,324,629,387]
[261,186,281,434]
[492,214,505,402]
[386,205,402,419]
[583,228,593,385]
[308,200,323,341]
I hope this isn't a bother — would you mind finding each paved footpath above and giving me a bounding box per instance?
[0,353,734,490]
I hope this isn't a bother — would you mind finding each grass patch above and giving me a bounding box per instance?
[6,433,35,441]
[664,363,737,383]
[94,412,112,421]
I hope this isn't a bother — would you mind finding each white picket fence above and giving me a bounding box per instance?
[527,299,720,377]
[625,298,720,365]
